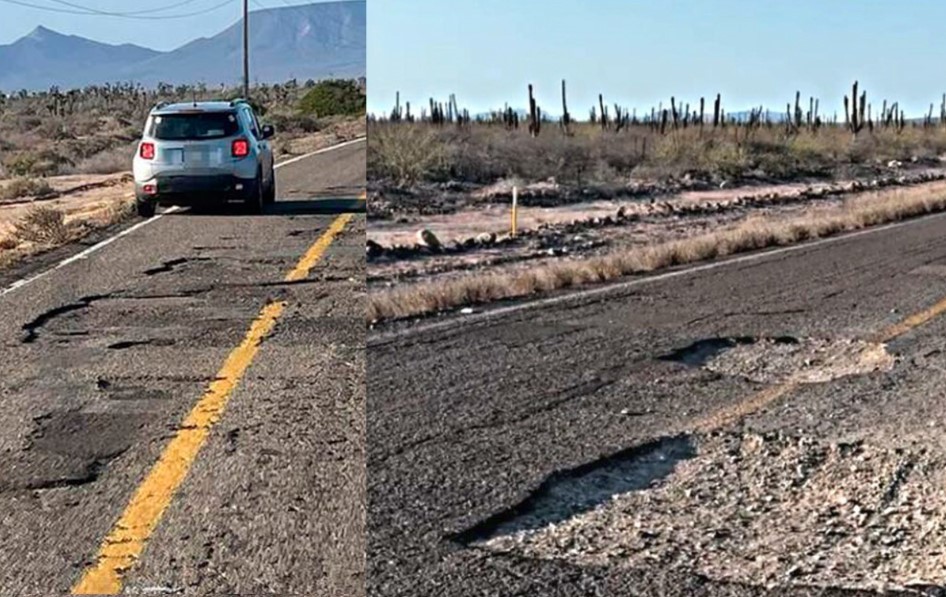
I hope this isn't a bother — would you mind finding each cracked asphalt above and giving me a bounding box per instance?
[368,212,946,596]
[0,140,365,595]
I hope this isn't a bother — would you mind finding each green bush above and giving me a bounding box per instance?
[298,80,365,117]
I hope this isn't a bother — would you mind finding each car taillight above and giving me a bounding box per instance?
[139,142,155,160]
[232,138,249,158]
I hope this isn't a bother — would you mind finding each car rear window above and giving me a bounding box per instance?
[149,112,239,140]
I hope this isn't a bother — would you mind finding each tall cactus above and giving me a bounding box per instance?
[598,93,608,130]
[844,80,866,138]
[528,84,540,137]
[561,79,571,135]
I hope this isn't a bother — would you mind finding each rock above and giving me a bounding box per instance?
[887,159,903,169]
[475,232,496,245]
[416,228,442,249]
[366,239,384,258]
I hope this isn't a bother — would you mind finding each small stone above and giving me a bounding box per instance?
[475,232,496,245]
[416,228,442,249]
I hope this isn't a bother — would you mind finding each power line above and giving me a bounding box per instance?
[43,0,208,16]
[0,0,239,19]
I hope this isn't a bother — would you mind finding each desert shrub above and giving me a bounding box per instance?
[3,149,71,176]
[67,144,135,174]
[298,80,365,117]
[31,117,74,141]
[268,112,321,134]
[13,206,72,245]
[369,125,447,186]
[0,177,54,201]
[4,152,39,176]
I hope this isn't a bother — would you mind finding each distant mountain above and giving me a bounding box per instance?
[0,26,161,90]
[0,1,365,92]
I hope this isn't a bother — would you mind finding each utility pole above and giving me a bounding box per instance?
[243,0,249,99]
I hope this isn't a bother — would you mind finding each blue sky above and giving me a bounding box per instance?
[369,0,946,118]
[0,0,329,51]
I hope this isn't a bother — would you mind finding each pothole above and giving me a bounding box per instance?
[472,432,946,591]
[0,411,151,492]
[454,436,696,544]
[107,338,176,350]
[662,336,895,384]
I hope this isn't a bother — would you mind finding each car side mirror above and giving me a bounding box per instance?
[261,124,275,140]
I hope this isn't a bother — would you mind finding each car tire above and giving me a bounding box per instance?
[136,198,156,218]
[247,170,265,214]
[264,169,276,205]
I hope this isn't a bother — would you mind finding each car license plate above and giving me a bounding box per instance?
[166,148,184,165]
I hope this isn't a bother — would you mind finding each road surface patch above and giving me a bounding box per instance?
[71,214,352,595]
[462,292,946,591]
[0,412,151,492]
[474,431,946,591]
[686,293,946,435]
[662,336,894,385]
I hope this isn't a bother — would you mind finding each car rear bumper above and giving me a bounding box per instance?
[135,174,256,204]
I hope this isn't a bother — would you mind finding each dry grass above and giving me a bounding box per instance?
[368,185,946,322]
[0,195,134,270]
[0,177,54,201]
[368,121,946,189]
[12,205,76,245]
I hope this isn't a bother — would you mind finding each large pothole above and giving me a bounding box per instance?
[473,432,946,591]
[662,336,895,384]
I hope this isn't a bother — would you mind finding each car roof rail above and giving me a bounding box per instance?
[153,101,170,111]
[229,98,249,107]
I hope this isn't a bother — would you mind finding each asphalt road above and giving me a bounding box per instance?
[0,139,365,595]
[368,211,946,596]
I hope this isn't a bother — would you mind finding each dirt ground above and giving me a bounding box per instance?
[273,117,366,158]
[368,169,946,288]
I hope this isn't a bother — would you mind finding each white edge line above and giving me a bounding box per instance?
[370,209,946,344]
[274,136,365,170]
[0,207,178,298]
[1,137,365,299]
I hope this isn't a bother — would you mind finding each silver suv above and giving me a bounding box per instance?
[132,99,276,217]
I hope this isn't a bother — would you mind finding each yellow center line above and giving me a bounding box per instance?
[285,213,352,282]
[691,293,946,434]
[72,214,351,595]
[869,295,946,343]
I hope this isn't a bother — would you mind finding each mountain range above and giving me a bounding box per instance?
[0,0,365,91]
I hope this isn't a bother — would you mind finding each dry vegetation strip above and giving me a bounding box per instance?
[0,197,133,270]
[368,185,946,323]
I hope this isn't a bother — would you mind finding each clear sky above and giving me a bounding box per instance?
[0,0,331,51]
[368,0,946,118]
